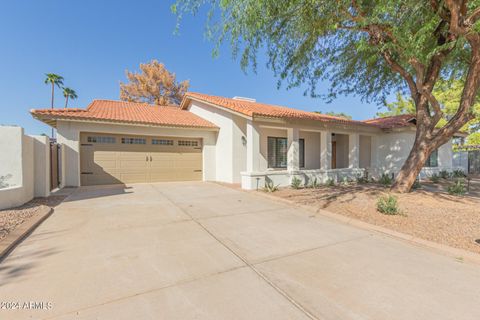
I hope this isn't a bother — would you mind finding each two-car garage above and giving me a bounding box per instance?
[80,132,203,186]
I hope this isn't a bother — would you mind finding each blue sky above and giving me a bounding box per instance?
[0,0,386,135]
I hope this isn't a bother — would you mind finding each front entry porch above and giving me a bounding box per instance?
[241,122,374,189]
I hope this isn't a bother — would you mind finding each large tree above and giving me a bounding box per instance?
[378,79,480,144]
[62,87,78,109]
[44,73,64,138]
[173,0,480,192]
[120,60,190,105]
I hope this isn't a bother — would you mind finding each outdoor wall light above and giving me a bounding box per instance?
[241,136,247,146]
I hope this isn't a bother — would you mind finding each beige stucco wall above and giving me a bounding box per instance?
[300,131,321,170]
[188,101,247,183]
[0,126,49,209]
[375,130,454,176]
[359,135,372,168]
[333,134,349,169]
[56,120,217,187]
[33,135,51,197]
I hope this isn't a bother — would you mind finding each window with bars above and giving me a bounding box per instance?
[152,139,173,146]
[178,140,199,147]
[425,149,438,167]
[121,137,146,145]
[267,137,305,168]
[87,136,116,144]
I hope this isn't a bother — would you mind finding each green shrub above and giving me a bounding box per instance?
[379,173,393,186]
[429,173,440,183]
[309,177,320,188]
[291,176,302,189]
[356,174,368,184]
[448,179,466,195]
[263,180,279,193]
[341,176,350,185]
[325,178,335,187]
[439,170,451,179]
[452,169,466,178]
[376,195,400,215]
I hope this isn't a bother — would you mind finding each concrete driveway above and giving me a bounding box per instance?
[1,182,479,320]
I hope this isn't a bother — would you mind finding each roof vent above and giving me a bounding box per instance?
[233,96,256,103]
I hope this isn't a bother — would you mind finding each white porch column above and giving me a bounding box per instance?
[287,127,300,172]
[246,120,260,172]
[370,135,379,168]
[320,131,332,170]
[349,133,360,168]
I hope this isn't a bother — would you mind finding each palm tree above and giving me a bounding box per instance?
[44,73,64,109]
[44,73,64,138]
[63,87,78,108]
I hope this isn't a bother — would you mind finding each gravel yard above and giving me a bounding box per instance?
[0,196,66,241]
[268,180,480,254]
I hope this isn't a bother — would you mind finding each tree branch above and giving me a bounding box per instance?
[467,7,480,24]
[381,51,418,101]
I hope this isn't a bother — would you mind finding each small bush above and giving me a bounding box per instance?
[376,195,400,215]
[429,173,440,183]
[448,179,466,195]
[356,174,368,184]
[341,176,350,185]
[325,178,335,187]
[452,169,466,178]
[379,173,393,186]
[263,180,279,193]
[309,177,320,189]
[291,176,302,189]
[439,170,451,179]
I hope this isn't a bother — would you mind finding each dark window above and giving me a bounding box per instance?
[267,137,305,168]
[178,140,199,147]
[152,139,173,145]
[87,136,116,144]
[121,137,146,145]
[425,149,438,167]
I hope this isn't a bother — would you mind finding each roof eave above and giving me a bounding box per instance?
[30,113,219,131]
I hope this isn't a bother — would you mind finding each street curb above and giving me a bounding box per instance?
[236,186,480,266]
[0,206,53,263]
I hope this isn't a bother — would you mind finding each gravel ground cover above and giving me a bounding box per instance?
[269,180,480,254]
[0,196,66,241]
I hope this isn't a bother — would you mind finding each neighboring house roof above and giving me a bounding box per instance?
[181,92,375,127]
[363,114,417,129]
[30,99,218,129]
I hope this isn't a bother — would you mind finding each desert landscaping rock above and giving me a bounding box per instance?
[0,196,66,241]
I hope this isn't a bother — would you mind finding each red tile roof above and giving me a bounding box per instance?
[363,114,416,129]
[182,92,374,127]
[31,100,218,129]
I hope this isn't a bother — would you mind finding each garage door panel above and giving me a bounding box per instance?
[80,133,203,186]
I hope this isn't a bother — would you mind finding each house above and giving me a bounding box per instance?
[31,93,458,190]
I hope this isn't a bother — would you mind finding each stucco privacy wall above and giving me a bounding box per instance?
[188,100,247,183]
[56,120,217,187]
[0,126,50,210]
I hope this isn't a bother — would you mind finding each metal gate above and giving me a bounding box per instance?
[50,143,61,190]
[469,150,480,174]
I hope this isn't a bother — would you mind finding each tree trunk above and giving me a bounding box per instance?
[51,84,54,109]
[391,126,432,193]
[51,83,55,139]
[65,96,68,109]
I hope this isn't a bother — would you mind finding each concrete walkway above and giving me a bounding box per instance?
[0,182,479,320]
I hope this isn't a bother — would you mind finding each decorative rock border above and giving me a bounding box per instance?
[0,206,53,262]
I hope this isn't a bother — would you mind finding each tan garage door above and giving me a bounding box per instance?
[80,133,202,186]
